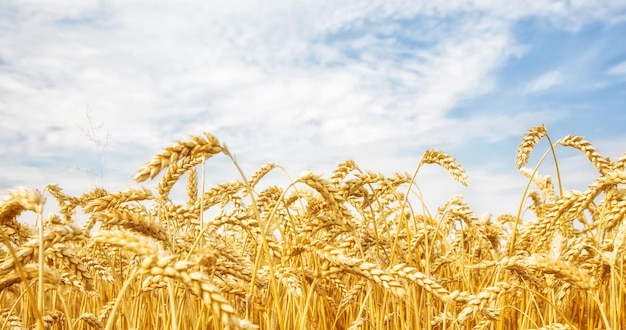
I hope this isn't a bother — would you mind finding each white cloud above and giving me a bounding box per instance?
[0,0,625,219]
[608,61,626,75]
[524,70,564,94]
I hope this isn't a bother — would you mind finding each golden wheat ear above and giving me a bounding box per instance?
[612,152,626,171]
[515,124,548,169]
[420,149,468,186]
[134,132,223,183]
[557,135,611,175]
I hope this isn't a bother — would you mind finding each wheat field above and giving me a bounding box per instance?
[1,124,625,329]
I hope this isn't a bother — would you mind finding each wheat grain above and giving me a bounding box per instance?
[35,310,64,330]
[92,230,159,258]
[516,124,548,169]
[157,155,205,200]
[575,171,626,217]
[0,216,33,245]
[188,181,245,218]
[140,254,244,329]
[500,255,593,290]
[0,264,62,293]
[388,264,451,303]
[273,265,303,297]
[310,241,407,298]
[0,222,85,277]
[248,162,280,190]
[45,246,95,293]
[1,187,46,214]
[46,184,81,222]
[520,167,556,203]
[95,209,169,244]
[456,282,511,322]
[420,149,468,186]
[134,132,223,182]
[97,299,116,325]
[83,187,153,213]
[0,188,45,233]
[518,190,582,252]
[331,160,359,185]
[186,165,199,206]
[558,135,612,175]
[598,188,626,230]
[77,313,104,330]
[0,309,25,330]
[612,152,626,171]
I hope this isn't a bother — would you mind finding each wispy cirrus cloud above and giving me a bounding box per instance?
[524,70,564,94]
[607,61,626,75]
[0,0,625,217]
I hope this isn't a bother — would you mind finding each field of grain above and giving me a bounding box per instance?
[1,124,625,329]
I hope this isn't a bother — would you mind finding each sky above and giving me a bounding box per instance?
[1,0,625,218]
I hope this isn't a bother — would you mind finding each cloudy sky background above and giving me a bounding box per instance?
[1,1,625,218]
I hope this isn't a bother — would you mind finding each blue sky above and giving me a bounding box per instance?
[1,1,625,217]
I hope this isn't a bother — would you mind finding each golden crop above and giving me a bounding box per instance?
[1,125,624,329]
